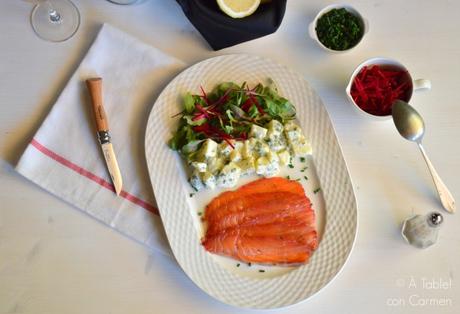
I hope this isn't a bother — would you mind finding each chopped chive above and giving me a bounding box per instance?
[304,176,308,181]
[189,193,195,198]
[236,263,240,267]
[288,164,294,169]
[258,269,265,273]
[197,212,202,216]
[299,157,306,162]
[313,187,321,194]
[248,262,252,267]
[315,8,364,51]
[286,175,290,180]
[295,178,301,182]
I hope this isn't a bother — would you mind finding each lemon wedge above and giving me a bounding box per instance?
[217,0,261,18]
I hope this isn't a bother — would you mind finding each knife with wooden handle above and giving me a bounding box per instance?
[86,78,123,195]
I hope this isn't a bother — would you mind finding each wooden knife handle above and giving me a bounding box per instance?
[86,78,108,132]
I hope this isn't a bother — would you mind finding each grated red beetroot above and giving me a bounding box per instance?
[350,65,412,116]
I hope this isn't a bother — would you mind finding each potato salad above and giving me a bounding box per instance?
[188,120,311,191]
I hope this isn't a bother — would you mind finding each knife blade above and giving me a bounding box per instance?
[86,77,123,195]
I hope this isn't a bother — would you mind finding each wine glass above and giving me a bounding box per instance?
[30,0,80,42]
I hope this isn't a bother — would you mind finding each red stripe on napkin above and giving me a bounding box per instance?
[30,139,159,215]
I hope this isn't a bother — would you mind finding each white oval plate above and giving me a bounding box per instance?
[145,54,357,309]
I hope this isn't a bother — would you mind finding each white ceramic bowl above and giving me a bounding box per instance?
[345,57,432,120]
[308,4,369,53]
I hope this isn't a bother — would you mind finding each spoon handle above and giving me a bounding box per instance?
[418,143,456,213]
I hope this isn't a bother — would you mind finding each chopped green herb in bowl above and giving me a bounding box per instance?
[309,5,368,52]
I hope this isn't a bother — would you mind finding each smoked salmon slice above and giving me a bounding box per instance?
[205,177,305,219]
[202,177,318,265]
[203,230,318,265]
[206,192,309,235]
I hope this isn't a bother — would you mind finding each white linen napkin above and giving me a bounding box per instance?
[16,24,185,255]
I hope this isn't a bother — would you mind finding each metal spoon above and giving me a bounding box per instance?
[392,100,455,213]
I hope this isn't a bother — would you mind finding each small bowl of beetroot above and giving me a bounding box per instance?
[346,57,431,120]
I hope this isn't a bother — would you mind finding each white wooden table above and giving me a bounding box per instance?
[1,1,459,313]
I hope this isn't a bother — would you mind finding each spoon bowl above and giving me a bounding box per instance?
[392,100,425,142]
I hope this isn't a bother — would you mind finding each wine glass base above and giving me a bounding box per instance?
[31,0,80,42]
[107,0,139,4]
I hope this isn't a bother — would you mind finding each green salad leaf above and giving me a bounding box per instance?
[182,115,207,126]
[183,93,195,114]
